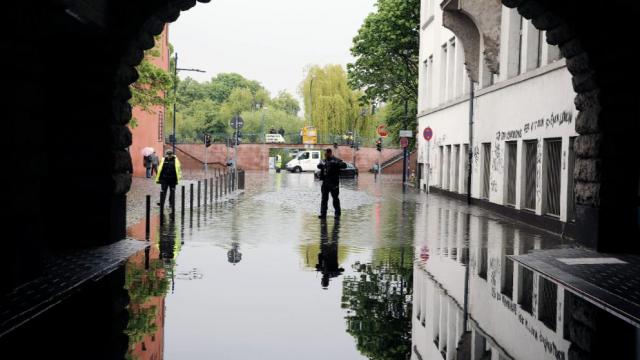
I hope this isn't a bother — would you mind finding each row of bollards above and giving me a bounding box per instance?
[144,170,245,240]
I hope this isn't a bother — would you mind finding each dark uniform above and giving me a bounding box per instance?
[317,155,347,218]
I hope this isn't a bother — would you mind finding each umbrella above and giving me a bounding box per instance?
[141,147,155,156]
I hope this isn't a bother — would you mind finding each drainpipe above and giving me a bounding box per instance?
[467,79,475,205]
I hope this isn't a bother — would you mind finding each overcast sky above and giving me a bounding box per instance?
[170,0,376,103]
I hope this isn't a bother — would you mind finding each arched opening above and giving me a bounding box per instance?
[4,0,638,296]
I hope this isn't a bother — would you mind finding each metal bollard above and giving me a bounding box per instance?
[190,183,194,214]
[210,178,213,203]
[197,180,201,207]
[215,176,219,200]
[204,178,208,206]
[145,195,150,241]
[181,185,185,218]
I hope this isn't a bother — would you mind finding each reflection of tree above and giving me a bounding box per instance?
[341,247,414,360]
[125,214,181,359]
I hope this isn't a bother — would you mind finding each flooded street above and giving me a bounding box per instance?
[3,171,637,359]
[124,171,640,359]
[130,172,416,359]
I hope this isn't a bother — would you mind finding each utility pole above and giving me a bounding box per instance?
[467,79,475,205]
[402,100,409,190]
[171,52,205,155]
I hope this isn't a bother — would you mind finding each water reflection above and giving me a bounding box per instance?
[411,196,640,360]
[6,172,638,359]
[342,246,414,360]
[125,213,181,359]
[316,219,344,288]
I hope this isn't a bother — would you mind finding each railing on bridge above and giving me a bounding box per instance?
[166,133,399,148]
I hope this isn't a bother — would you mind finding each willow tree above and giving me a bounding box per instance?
[300,65,376,144]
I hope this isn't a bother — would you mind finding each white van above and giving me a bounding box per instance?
[265,133,285,143]
[286,150,321,173]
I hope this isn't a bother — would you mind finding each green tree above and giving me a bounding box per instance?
[271,90,301,116]
[347,0,419,145]
[129,38,173,128]
[300,65,377,144]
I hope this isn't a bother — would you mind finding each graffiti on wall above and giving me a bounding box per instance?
[491,142,503,174]
[490,179,499,193]
[492,111,574,142]
[472,145,480,170]
[496,128,523,141]
[536,141,543,207]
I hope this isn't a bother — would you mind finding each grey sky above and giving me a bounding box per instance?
[170,0,376,104]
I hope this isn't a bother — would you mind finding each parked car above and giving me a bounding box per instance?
[286,150,322,172]
[314,162,358,179]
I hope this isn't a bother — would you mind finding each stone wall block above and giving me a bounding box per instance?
[574,181,600,206]
[573,134,601,158]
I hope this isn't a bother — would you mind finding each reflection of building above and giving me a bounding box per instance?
[411,198,638,360]
[416,0,577,235]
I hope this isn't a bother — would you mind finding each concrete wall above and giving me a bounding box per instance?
[417,1,578,223]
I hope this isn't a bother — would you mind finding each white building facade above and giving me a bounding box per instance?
[417,0,578,225]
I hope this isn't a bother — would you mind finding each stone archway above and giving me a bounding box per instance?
[3,0,638,297]
[441,0,639,252]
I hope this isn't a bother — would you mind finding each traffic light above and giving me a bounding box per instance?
[204,134,211,147]
[376,138,382,152]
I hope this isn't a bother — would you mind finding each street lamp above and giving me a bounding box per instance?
[171,52,205,154]
[309,74,316,126]
[261,106,268,144]
[352,108,367,165]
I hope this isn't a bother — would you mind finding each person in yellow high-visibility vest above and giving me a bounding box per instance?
[275,154,282,172]
[156,149,182,210]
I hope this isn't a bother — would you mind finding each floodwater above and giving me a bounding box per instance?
[3,171,639,359]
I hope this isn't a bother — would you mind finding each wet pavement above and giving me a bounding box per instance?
[2,171,639,359]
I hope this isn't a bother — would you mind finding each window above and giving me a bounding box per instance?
[452,145,460,192]
[440,44,448,104]
[518,267,534,313]
[428,55,434,106]
[481,143,491,199]
[445,145,451,190]
[517,15,524,75]
[524,140,538,210]
[544,138,562,216]
[478,218,489,280]
[438,146,444,187]
[506,141,518,206]
[299,152,309,160]
[501,228,515,298]
[462,144,469,195]
[538,276,558,330]
[447,38,456,101]
[567,137,577,222]
[312,152,319,159]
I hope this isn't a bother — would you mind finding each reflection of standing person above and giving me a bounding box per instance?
[150,151,159,177]
[156,149,182,210]
[316,219,343,288]
[317,148,347,219]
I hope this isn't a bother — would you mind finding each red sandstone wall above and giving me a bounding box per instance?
[171,144,404,172]
[129,25,170,178]
[384,150,417,175]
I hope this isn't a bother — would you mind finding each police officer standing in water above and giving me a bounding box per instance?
[317,148,347,219]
